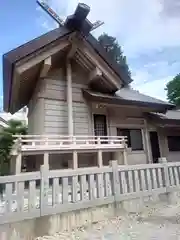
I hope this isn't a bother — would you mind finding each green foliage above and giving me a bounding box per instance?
[0,119,27,176]
[166,74,180,106]
[98,33,131,78]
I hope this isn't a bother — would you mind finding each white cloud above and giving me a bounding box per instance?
[132,74,173,100]
[37,0,180,101]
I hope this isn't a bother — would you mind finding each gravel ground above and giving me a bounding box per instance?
[36,203,180,240]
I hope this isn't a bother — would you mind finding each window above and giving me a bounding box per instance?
[94,114,107,136]
[167,136,180,151]
[117,128,143,151]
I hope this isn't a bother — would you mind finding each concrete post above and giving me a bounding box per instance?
[97,150,103,167]
[109,160,120,212]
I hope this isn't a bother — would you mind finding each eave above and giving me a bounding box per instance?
[83,90,174,113]
[145,112,180,128]
[3,28,73,113]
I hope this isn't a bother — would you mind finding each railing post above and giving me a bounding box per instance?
[40,164,49,216]
[160,158,170,191]
[110,160,120,204]
[122,137,128,165]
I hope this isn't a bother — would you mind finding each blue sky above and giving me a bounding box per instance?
[1,0,180,116]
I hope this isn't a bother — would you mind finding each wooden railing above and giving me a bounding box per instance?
[1,161,180,225]
[12,135,127,153]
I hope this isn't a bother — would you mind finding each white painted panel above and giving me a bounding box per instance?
[167,152,180,162]
[127,151,147,165]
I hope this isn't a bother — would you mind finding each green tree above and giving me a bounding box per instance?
[98,33,131,78]
[0,119,27,176]
[166,74,180,106]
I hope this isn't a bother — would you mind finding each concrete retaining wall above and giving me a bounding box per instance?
[1,190,180,240]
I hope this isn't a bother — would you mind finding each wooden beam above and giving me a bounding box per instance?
[82,46,121,89]
[67,33,83,59]
[89,67,102,82]
[67,44,78,59]
[16,41,69,74]
[40,57,51,78]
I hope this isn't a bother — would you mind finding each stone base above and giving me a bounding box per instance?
[167,191,180,205]
[0,204,116,240]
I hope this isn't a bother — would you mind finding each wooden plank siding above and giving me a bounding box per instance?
[28,62,92,136]
[44,100,90,135]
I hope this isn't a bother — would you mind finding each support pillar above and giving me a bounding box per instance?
[72,151,78,169]
[158,128,169,159]
[66,60,73,136]
[15,153,22,174]
[144,121,152,163]
[97,150,103,167]
[123,149,128,165]
[43,152,49,168]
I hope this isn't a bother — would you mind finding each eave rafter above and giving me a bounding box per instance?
[40,56,51,78]
[89,67,102,82]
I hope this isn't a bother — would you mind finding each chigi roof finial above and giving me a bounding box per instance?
[37,0,104,37]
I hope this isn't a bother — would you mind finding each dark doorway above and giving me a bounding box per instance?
[149,131,160,163]
[93,114,107,136]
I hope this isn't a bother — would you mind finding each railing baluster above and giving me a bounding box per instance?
[140,169,146,191]
[5,183,13,213]
[72,176,78,203]
[62,177,69,204]
[80,175,87,201]
[17,181,24,212]
[52,178,59,206]
[104,172,111,197]
[29,180,36,211]
[152,168,158,189]
[169,167,174,186]
[128,170,134,193]
[173,167,179,185]
[121,171,128,194]
[134,170,140,192]
[158,168,163,188]
[97,173,104,198]
[88,174,95,200]
[146,168,152,191]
